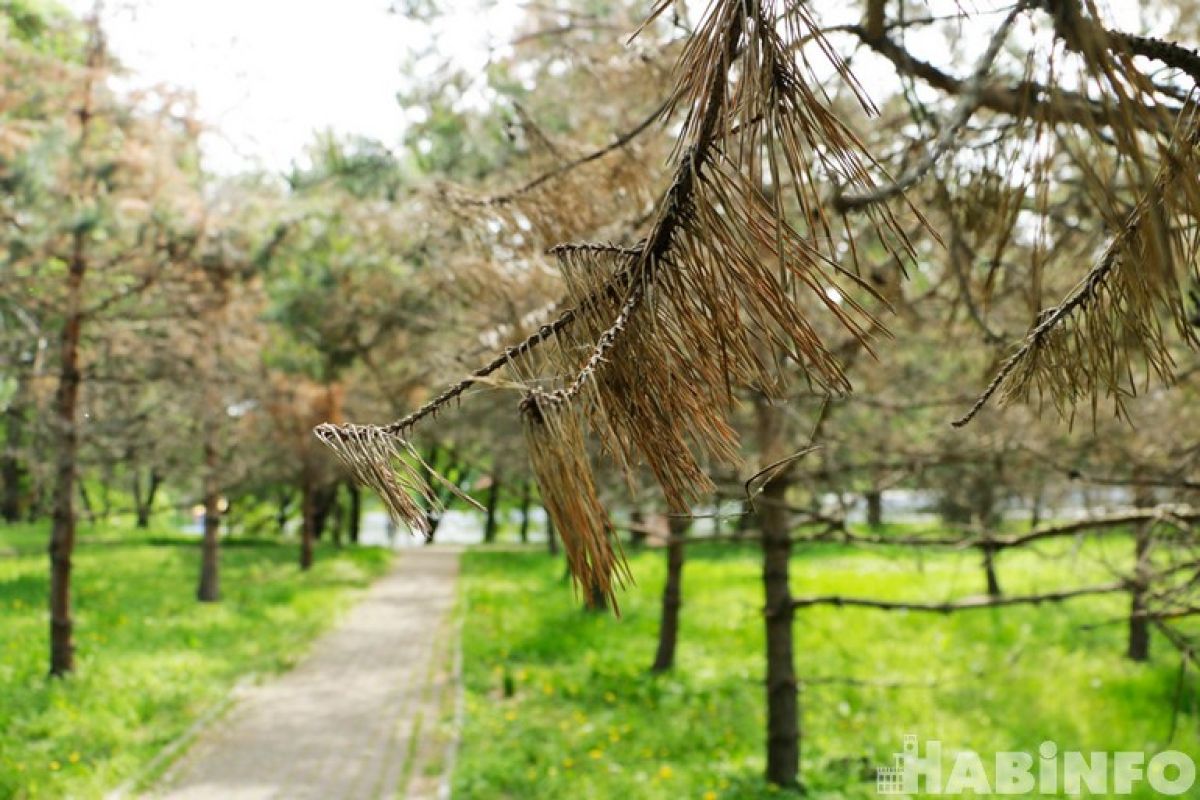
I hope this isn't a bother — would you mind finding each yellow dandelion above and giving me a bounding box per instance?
[704,792,718,800]
[563,757,575,769]
[504,710,517,721]
[542,683,554,695]
[658,765,673,780]
[68,752,80,763]
[49,761,61,771]
[589,749,604,760]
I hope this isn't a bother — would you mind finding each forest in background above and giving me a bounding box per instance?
[4,0,1200,796]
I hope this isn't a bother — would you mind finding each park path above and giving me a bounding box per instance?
[148,547,462,800]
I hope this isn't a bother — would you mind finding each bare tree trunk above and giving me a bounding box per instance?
[197,439,221,602]
[346,481,361,544]
[300,480,315,571]
[545,506,559,555]
[518,481,531,544]
[865,489,883,527]
[311,484,337,541]
[134,469,161,529]
[651,514,689,672]
[2,397,27,522]
[1128,482,1153,661]
[982,545,1002,597]
[1128,526,1151,661]
[98,471,112,522]
[330,494,344,548]
[483,474,502,544]
[756,398,799,788]
[1028,486,1044,530]
[48,226,88,677]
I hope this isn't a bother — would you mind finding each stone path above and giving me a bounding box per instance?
[148,547,462,800]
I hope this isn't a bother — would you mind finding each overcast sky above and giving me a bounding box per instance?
[63,0,1159,177]
[65,0,520,174]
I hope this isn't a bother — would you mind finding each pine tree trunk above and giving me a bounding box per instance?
[2,396,26,523]
[546,510,559,555]
[865,489,883,527]
[197,424,221,602]
[483,474,502,544]
[312,484,337,541]
[134,469,160,529]
[48,226,88,677]
[982,546,1002,597]
[300,480,315,571]
[1127,525,1151,662]
[1127,482,1153,661]
[330,495,343,548]
[347,482,361,544]
[756,398,799,788]
[651,515,689,672]
[518,482,531,544]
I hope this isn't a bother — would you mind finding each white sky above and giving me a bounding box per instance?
[63,0,1159,177]
[66,0,521,174]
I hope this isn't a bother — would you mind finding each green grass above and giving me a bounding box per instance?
[455,538,1200,799]
[0,521,392,799]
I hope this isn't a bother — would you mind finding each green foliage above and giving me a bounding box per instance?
[0,0,83,58]
[456,542,1199,799]
[0,521,391,798]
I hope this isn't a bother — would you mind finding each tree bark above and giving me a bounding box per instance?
[982,545,1002,597]
[651,514,689,672]
[483,474,502,544]
[197,445,221,602]
[2,396,27,523]
[133,468,161,529]
[48,224,88,677]
[330,494,343,548]
[756,399,799,788]
[346,481,361,544]
[865,489,883,527]
[300,480,316,570]
[311,483,337,541]
[1128,481,1153,661]
[1127,526,1151,661]
[518,481,531,544]
[546,508,559,555]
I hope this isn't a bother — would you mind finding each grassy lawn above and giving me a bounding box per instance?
[0,521,391,799]
[455,538,1200,799]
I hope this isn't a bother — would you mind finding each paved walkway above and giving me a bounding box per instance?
[149,547,462,800]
